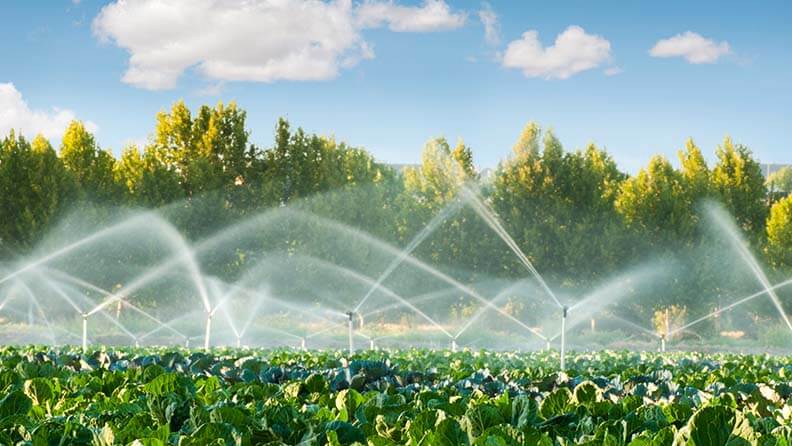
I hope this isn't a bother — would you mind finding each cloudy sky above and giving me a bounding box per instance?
[1,0,789,171]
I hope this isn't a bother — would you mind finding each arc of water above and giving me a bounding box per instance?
[298,216,549,342]
[461,186,564,310]
[671,276,792,336]
[139,311,199,341]
[717,219,792,332]
[305,319,347,340]
[361,287,465,321]
[43,267,188,340]
[592,314,660,339]
[454,280,542,340]
[291,255,454,339]
[353,197,468,312]
[15,281,58,344]
[216,280,339,333]
[0,214,152,287]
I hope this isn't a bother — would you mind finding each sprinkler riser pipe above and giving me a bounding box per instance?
[451,339,458,352]
[300,338,307,351]
[204,313,212,351]
[236,336,241,348]
[81,314,88,353]
[660,334,666,353]
[346,311,354,355]
[560,307,568,371]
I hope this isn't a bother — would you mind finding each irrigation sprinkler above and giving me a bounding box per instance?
[560,306,568,371]
[184,338,190,348]
[451,338,458,352]
[236,334,242,348]
[545,340,551,351]
[346,311,355,355]
[662,308,670,353]
[81,313,88,352]
[134,337,140,348]
[300,337,307,351]
[369,339,375,350]
[204,311,213,350]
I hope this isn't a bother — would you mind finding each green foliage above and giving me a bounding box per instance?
[0,347,784,444]
[767,166,792,194]
[492,123,625,285]
[1,104,790,320]
[766,194,792,268]
[711,137,767,236]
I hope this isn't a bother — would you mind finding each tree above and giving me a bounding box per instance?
[710,137,767,235]
[767,166,792,195]
[615,155,690,242]
[492,123,626,286]
[60,121,119,203]
[767,194,792,268]
[114,144,183,207]
[0,133,74,251]
[154,100,258,208]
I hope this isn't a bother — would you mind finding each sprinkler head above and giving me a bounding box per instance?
[345,311,354,321]
[562,306,568,318]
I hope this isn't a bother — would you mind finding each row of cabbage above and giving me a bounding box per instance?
[0,347,789,445]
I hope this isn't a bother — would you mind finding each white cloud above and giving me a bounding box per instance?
[357,0,466,32]
[604,66,622,76]
[649,31,730,64]
[477,3,499,45]
[502,26,611,79]
[93,0,465,90]
[0,83,96,141]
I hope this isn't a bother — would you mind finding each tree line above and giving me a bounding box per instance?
[2,100,792,319]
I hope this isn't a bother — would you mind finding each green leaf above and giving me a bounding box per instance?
[0,390,31,419]
[430,418,470,446]
[684,406,757,446]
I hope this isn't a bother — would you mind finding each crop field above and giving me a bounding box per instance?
[0,347,787,445]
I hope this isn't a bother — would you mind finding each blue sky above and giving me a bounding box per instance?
[0,0,790,172]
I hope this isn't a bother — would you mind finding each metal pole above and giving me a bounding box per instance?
[300,337,307,351]
[346,311,354,355]
[560,306,568,371]
[451,338,458,352]
[81,313,88,353]
[236,335,241,348]
[369,339,375,350]
[660,334,666,352]
[545,340,551,351]
[204,312,212,351]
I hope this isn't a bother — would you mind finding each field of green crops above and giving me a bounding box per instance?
[0,347,790,445]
